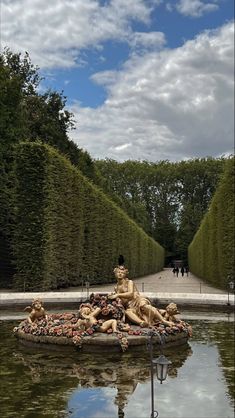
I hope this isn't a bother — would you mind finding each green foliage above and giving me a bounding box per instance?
[0,48,98,182]
[188,157,235,289]
[0,144,16,286]
[0,54,25,144]
[96,157,225,261]
[12,143,49,290]
[10,142,164,290]
[0,48,103,286]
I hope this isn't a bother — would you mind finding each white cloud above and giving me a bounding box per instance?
[175,0,219,17]
[114,143,132,151]
[70,22,234,162]
[2,0,233,163]
[91,70,119,88]
[130,31,166,52]
[1,0,159,69]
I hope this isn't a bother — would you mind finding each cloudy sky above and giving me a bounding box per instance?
[1,0,234,162]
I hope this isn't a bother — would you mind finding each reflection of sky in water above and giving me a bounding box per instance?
[125,343,233,418]
[68,387,116,418]
[66,342,234,418]
[0,316,233,418]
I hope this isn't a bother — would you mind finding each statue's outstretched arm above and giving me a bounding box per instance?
[24,306,32,312]
[92,307,101,318]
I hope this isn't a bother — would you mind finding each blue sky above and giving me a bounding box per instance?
[43,0,234,108]
[1,0,234,161]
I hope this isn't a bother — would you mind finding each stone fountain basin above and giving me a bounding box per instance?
[14,327,189,353]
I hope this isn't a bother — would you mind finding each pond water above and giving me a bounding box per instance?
[0,311,234,418]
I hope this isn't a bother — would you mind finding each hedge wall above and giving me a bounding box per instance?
[11,142,164,290]
[188,157,235,289]
[0,145,16,286]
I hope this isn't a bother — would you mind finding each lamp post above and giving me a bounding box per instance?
[153,355,172,384]
[85,280,90,299]
[227,277,234,306]
[148,331,171,418]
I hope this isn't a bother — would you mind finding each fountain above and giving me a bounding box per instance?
[13,262,192,352]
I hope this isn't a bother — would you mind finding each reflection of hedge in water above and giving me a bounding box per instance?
[11,342,192,415]
[191,319,234,405]
[0,323,78,418]
[188,157,235,289]
[12,346,192,384]
[11,142,164,290]
[1,316,192,418]
[212,322,235,404]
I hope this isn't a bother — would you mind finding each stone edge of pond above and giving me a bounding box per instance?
[1,291,234,311]
[14,328,190,353]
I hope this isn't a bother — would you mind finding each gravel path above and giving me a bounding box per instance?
[0,268,226,295]
[56,268,226,295]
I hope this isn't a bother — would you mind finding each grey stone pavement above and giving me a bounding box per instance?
[83,268,226,294]
[0,268,234,308]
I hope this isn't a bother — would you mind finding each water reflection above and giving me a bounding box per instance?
[0,317,234,418]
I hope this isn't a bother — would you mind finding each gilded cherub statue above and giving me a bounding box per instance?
[159,303,180,322]
[24,299,48,325]
[74,303,118,333]
[160,302,193,336]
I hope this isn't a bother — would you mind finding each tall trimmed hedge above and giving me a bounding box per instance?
[12,142,164,290]
[188,157,235,289]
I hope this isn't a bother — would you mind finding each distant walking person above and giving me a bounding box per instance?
[175,266,179,277]
[185,266,189,277]
[181,266,185,277]
[172,267,176,276]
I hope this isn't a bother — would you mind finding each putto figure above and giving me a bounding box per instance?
[159,303,180,322]
[74,303,118,333]
[24,298,48,325]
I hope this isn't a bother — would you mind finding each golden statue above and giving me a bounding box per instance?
[159,302,180,322]
[24,298,47,325]
[15,257,192,353]
[159,303,193,337]
[108,263,174,327]
[74,303,118,333]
